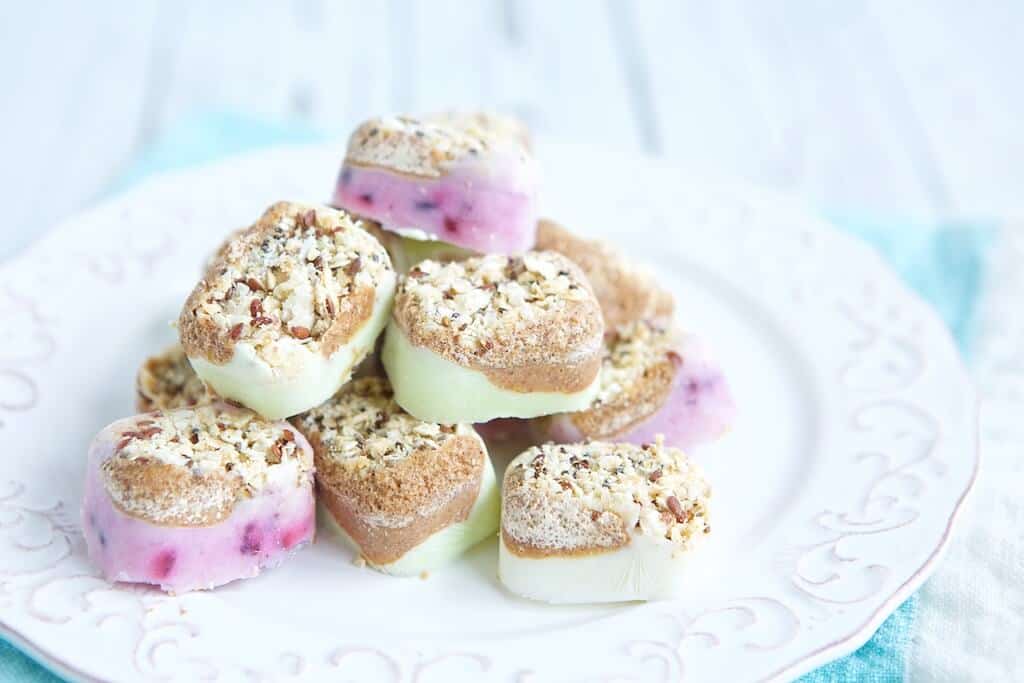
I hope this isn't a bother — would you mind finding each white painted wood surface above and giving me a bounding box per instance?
[0,0,1021,260]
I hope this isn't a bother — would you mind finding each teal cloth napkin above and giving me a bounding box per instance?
[0,113,989,682]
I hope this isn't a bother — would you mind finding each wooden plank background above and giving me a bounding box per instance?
[1,0,1021,260]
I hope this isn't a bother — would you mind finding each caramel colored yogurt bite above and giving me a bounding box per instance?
[499,440,711,603]
[534,322,736,450]
[136,344,209,412]
[82,403,315,593]
[293,377,499,576]
[179,201,396,419]
[333,114,538,253]
[381,251,605,423]
[536,219,674,331]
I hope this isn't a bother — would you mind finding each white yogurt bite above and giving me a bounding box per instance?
[536,219,674,331]
[381,251,605,423]
[179,201,396,419]
[499,440,711,604]
[333,115,538,253]
[293,377,499,576]
[81,403,316,593]
[534,322,736,450]
[135,344,210,412]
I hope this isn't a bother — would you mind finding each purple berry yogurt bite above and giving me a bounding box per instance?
[332,114,539,254]
[531,321,736,450]
[82,402,315,592]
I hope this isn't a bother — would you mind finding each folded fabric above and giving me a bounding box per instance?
[904,220,1024,682]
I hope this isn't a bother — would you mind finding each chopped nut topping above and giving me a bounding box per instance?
[511,439,711,549]
[394,251,600,362]
[181,202,393,363]
[268,440,284,464]
[295,377,475,472]
[344,114,532,179]
[110,404,307,492]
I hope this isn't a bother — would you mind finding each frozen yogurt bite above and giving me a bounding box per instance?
[536,219,674,331]
[82,403,315,592]
[294,377,499,576]
[333,115,538,253]
[179,201,396,419]
[499,440,711,603]
[381,251,605,423]
[534,322,735,449]
[135,344,209,412]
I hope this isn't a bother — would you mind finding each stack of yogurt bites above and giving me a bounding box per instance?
[82,112,735,603]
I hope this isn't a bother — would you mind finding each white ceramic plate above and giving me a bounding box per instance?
[0,144,977,682]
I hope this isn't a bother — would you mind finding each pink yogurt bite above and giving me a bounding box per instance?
[534,323,736,451]
[333,114,539,254]
[82,402,315,593]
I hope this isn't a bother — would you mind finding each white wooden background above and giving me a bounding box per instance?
[1,1,1021,260]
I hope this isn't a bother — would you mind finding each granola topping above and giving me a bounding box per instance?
[395,251,598,359]
[183,202,392,363]
[109,405,306,492]
[295,377,474,471]
[511,439,710,549]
